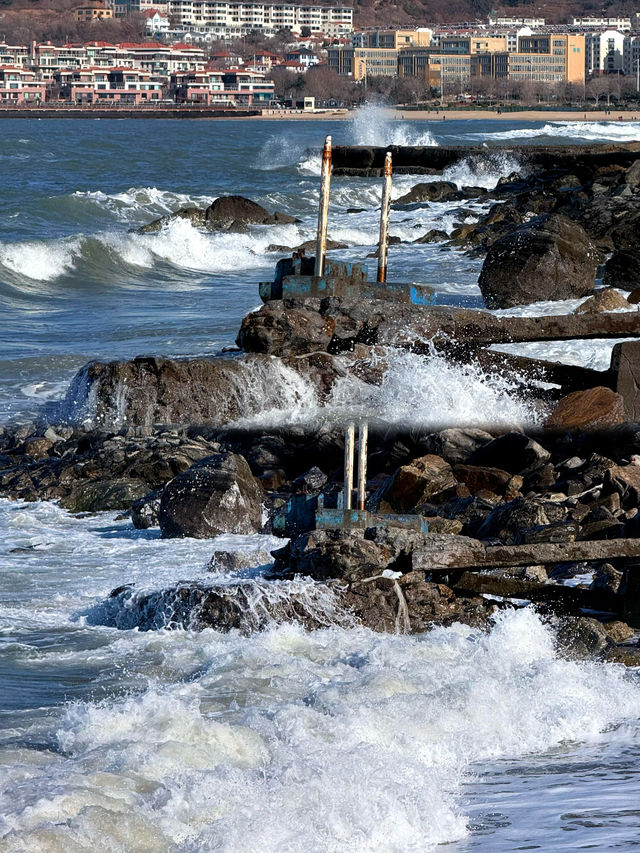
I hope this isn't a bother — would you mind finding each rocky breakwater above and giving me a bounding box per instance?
[32,420,640,661]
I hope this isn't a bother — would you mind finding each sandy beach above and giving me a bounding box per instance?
[259,107,640,122]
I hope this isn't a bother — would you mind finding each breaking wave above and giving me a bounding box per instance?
[236,347,540,429]
[3,609,640,851]
[469,120,640,144]
[349,102,438,147]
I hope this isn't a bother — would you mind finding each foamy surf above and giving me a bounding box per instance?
[467,120,640,144]
[1,607,640,852]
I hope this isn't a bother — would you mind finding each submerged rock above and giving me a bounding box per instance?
[139,194,299,235]
[478,214,599,309]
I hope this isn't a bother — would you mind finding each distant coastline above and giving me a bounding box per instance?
[0,105,637,122]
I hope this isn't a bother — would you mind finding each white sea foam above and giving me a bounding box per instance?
[469,120,640,143]
[2,608,640,852]
[72,186,214,222]
[236,347,539,428]
[0,238,81,282]
[349,102,438,147]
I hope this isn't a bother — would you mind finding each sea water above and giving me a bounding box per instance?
[2,109,640,851]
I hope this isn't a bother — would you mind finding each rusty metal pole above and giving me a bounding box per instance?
[376,151,393,284]
[343,421,355,511]
[357,420,368,511]
[314,135,332,277]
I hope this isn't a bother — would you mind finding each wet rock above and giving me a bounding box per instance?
[453,464,511,497]
[138,206,207,233]
[590,563,623,594]
[476,497,565,544]
[208,549,274,572]
[369,454,458,512]
[394,181,459,205]
[237,304,336,356]
[545,387,627,431]
[292,466,328,494]
[467,432,550,476]
[421,495,497,537]
[625,159,640,187]
[131,488,163,529]
[413,228,449,244]
[602,250,640,292]
[340,574,489,633]
[266,237,348,254]
[60,477,149,514]
[478,214,599,309]
[204,195,298,231]
[604,620,635,643]
[556,616,609,659]
[603,463,640,509]
[574,288,632,314]
[628,288,640,304]
[420,428,493,465]
[158,453,263,539]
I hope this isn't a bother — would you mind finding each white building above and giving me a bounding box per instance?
[487,16,545,27]
[585,29,626,74]
[166,1,353,39]
[624,34,640,77]
[571,16,631,32]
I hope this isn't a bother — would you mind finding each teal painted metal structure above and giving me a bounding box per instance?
[273,493,430,539]
[259,256,436,306]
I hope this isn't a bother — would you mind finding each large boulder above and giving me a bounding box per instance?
[204,195,298,231]
[394,181,459,205]
[478,214,600,308]
[467,432,550,476]
[158,453,263,539]
[368,454,458,512]
[602,250,640,292]
[545,387,627,431]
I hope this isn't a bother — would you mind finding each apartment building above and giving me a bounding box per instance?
[75,4,114,21]
[570,16,631,32]
[328,46,398,78]
[171,68,275,103]
[487,16,545,27]
[585,30,625,75]
[54,67,163,102]
[0,67,47,102]
[166,0,353,39]
[352,28,432,49]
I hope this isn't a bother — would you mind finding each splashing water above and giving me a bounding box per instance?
[349,102,438,147]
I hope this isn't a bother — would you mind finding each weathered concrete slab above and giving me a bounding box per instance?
[413,537,640,571]
[611,341,640,420]
[332,142,640,177]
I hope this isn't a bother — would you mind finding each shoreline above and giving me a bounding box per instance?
[0,106,638,122]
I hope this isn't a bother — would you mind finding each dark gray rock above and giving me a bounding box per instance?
[159,453,263,539]
[131,488,163,529]
[478,214,599,308]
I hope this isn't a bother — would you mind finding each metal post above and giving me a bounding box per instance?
[376,151,392,284]
[314,135,332,277]
[343,421,355,511]
[357,421,368,511]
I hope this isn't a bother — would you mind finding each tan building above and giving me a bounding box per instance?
[75,5,114,21]
[327,46,398,79]
[509,34,585,83]
[353,28,432,49]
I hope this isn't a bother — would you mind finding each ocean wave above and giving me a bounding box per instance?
[235,346,540,429]
[71,186,215,223]
[0,219,309,285]
[468,120,640,143]
[349,102,438,147]
[2,609,640,851]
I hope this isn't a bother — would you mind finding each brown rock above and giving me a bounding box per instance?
[611,341,640,421]
[603,463,640,508]
[604,620,634,643]
[453,464,511,496]
[627,288,640,304]
[23,437,53,459]
[545,387,626,431]
[371,454,458,512]
[574,288,631,314]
